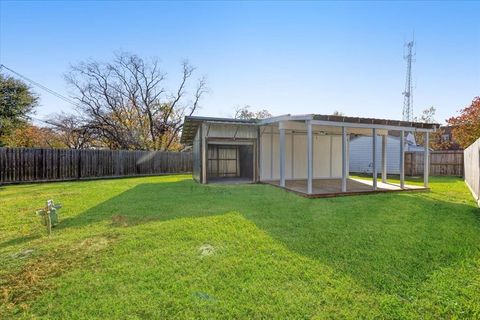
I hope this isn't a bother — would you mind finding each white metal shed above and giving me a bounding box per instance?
[181,114,438,197]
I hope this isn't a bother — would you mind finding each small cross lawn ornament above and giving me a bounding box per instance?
[36,200,62,235]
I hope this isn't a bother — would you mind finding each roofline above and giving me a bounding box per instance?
[180,116,259,145]
[259,114,438,132]
[181,113,439,145]
[258,114,313,124]
[184,115,258,124]
[310,119,436,132]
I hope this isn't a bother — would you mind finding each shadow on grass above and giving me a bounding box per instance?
[0,234,41,249]
[46,179,480,294]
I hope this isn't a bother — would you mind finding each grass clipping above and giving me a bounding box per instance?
[1,235,116,314]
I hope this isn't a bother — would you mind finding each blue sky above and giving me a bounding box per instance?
[1,1,479,124]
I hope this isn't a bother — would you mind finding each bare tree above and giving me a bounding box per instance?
[64,53,206,150]
[414,106,437,147]
[46,113,94,149]
[234,105,271,120]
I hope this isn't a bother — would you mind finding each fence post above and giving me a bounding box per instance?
[77,150,82,180]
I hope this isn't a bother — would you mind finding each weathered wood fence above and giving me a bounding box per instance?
[405,150,464,176]
[0,148,192,184]
[463,139,480,205]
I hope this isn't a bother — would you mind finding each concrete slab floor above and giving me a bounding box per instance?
[207,177,254,185]
[265,178,425,197]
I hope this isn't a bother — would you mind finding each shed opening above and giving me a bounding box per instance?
[207,144,254,183]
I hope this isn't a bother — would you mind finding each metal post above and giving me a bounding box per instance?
[424,132,429,188]
[270,126,273,180]
[279,128,286,187]
[307,121,313,194]
[257,126,261,182]
[382,135,387,183]
[291,132,295,179]
[329,136,333,177]
[400,130,405,189]
[372,128,377,190]
[346,135,350,178]
[341,126,347,192]
[201,125,207,184]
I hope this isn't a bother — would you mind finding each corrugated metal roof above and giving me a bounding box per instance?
[181,116,257,144]
[312,114,438,130]
[181,114,439,145]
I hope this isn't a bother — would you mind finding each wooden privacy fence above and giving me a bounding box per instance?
[0,148,192,184]
[463,138,480,205]
[405,150,464,176]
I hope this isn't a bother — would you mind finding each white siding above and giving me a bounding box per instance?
[260,127,279,180]
[292,133,308,179]
[331,135,343,177]
[192,127,201,182]
[260,129,269,179]
[260,127,344,181]
[349,135,402,174]
[313,135,331,177]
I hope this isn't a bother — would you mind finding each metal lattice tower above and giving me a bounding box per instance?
[402,40,415,122]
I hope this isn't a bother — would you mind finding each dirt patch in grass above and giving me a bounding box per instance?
[76,236,113,252]
[1,235,116,315]
[111,214,129,227]
[9,249,35,259]
[110,214,160,228]
[2,254,59,312]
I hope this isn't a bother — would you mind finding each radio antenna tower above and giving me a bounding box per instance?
[402,38,415,121]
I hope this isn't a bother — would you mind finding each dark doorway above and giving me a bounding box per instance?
[207,144,254,183]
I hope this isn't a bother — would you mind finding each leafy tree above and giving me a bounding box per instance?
[332,110,345,116]
[447,97,480,149]
[0,73,38,144]
[429,127,454,151]
[234,105,271,120]
[1,124,65,148]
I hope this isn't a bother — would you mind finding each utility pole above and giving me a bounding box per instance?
[402,39,415,122]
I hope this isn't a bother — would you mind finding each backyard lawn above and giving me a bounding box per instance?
[1,175,479,319]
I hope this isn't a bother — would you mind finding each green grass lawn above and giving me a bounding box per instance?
[1,175,479,319]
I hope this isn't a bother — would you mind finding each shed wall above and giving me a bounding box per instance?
[192,127,201,182]
[260,128,343,181]
[203,123,258,140]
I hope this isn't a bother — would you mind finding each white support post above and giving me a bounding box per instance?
[307,120,313,194]
[424,132,429,188]
[270,126,273,180]
[382,135,387,183]
[372,128,377,190]
[201,124,207,184]
[346,135,350,178]
[341,126,347,192]
[400,130,405,189]
[291,132,295,179]
[279,128,286,187]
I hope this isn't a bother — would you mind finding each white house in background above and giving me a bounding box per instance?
[181,114,437,197]
[349,132,425,174]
